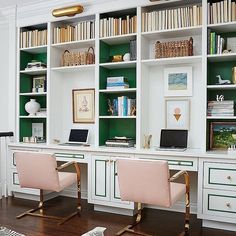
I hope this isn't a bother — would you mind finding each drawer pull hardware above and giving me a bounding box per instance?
[226,203,231,208]
[227,176,232,180]
[105,159,109,162]
[110,160,114,163]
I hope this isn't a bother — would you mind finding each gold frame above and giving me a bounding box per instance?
[52,5,84,17]
[16,161,81,225]
[72,89,95,123]
[116,170,190,236]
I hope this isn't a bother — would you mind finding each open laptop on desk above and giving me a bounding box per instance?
[156,129,188,152]
[59,129,89,146]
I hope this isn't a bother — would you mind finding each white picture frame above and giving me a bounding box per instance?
[32,123,44,138]
[165,99,190,130]
[164,67,192,97]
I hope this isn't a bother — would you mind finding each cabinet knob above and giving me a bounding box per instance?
[227,176,232,180]
[226,203,231,208]
[105,159,109,162]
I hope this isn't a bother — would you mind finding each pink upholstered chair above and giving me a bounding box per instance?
[14,152,81,225]
[116,159,190,236]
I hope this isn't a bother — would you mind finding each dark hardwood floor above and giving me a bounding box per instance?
[0,196,235,236]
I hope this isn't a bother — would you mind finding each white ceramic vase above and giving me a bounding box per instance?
[25,99,40,116]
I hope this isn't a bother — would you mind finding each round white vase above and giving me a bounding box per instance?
[25,99,40,116]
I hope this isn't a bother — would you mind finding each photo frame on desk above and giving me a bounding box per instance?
[210,122,236,150]
[32,76,46,93]
[72,88,95,123]
[164,67,192,97]
[165,99,190,129]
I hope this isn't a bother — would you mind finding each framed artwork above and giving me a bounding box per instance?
[165,99,190,129]
[33,76,46,93]
[32,123,44,138]
[210,122,236,150]
[164,67,192,97]
[72,89,95,123]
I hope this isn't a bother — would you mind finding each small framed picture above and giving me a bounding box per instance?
[210,122,236,150]
[165,99,190,129]
[164,67,192,97]
[33,76,46,93]
[32,123,44,138]
[72,89,95,123]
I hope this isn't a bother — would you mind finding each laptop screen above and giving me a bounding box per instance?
[160,129,188,148]
[69,129,89,143]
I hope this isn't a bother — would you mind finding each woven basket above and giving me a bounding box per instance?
[155,37,193,59]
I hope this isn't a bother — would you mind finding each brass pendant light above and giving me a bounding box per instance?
[52,5,84,17]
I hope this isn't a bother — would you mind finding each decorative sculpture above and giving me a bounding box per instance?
[107,99,114,116]
[216,75,231,85]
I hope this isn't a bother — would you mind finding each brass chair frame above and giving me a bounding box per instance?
[116,170,190,236]
[16,161,81,225]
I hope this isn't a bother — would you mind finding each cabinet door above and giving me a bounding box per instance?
[91,156,110,201]
[110,157,130,205]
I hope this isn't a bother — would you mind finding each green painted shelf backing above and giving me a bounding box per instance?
[20,96,46,116]
[20,74,33,93]
[100,41,130,63]
[20,51,47,70]
[99,118,136,146]
[19,118,46,142]
[99,67,136,89]
[99,92,136,116]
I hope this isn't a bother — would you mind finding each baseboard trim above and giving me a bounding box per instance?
[13,191,58,201]
[94,204,134,216]
[203,220,236,232]
[59,188,87,200]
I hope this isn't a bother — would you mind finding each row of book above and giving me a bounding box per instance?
[110,96,136,117]
[207,100,234,116]
[105,137,135,148]
[208,0,236,25]
[20,29,47,48]
[142,5,202,32]
[99,15,137,38]
[53,21,95,44]
[207,30,226,54]
[106,76,129,90]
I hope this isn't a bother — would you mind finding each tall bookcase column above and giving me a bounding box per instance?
[47,22,51,144]
[98,8,138,147]
[18,23,48,143]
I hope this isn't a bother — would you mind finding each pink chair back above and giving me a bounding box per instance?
[15,152,61,192]
[117,159,172,207]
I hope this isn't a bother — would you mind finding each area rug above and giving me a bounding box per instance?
[0,227,25,236]
[82,227,106,236]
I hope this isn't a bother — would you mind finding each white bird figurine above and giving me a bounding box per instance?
[216,75,231,85]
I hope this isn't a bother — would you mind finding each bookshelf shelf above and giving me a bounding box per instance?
[20,45,47,54]
[99,88,136,93]
[208,22,236,33]
[99,116,136,119]
[19,92,47,96]
[100,33,137,45]
[51,65,95,73]
[99,61,137,69]
[19,116,47,119]
[52,39,95,50]
[20,68,47,75]
[207,85,236,90]
[141,56,202,66]
[207,53,236,62]
[141,26,202,40]
[207,116,236,120]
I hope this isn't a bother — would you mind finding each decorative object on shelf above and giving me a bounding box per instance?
[164,67,192,97]
[36,108,47,117]
[207,100,234,117]
[52,5,84,17]
[106,76,129,90]
[25,99,40,116]
[53,139,60,144]
[216,75,231,85]
[22,136,37,143]
[72,89,95,123]
[143,134,152,149]
[32,123,44,139]
[123,53,130,61]
[107,99,114,116]
[61,47,95,67]
[112,55,123,62]
[25,60,46,70]
[155,37,193,59]
[105,136,135,148]
[222,49,232,54]
[32,76,46,93]
[130,102,136,116]
[216,94,224,102]
[210,122,236,150]
[165,99,190,129]
[130,39,136,61]
[232,67,236,84]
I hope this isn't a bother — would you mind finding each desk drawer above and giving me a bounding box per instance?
[204,162,236,191]
[203,189,236,219]
[54,153,84,159]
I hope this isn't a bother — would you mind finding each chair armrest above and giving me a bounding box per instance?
[56,161,81,179]
[169,170,188,182]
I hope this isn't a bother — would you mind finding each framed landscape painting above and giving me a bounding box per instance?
[164,67,192,97]
[210,122,236,150]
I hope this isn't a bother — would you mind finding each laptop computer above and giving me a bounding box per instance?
[157,129,188,151]
[60,129,89,146]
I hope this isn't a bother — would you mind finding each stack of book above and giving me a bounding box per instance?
[20,29,47,48]
[111,96,136,116]
[105,137,135,148]
[142,5,202,32]
[25,61,47,70]
[106,76,129,90]
[207,30,226,54]
[207,100,234,117]
[99,15,137,38]
[208,0,236,24]
[130,39,136,61]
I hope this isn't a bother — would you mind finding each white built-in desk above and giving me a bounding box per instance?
[7,143,236,232]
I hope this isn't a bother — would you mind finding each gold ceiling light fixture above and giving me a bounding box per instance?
[52,5,84,17]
